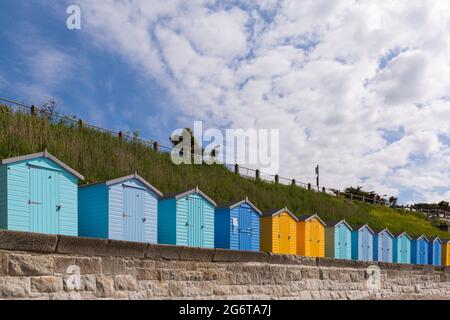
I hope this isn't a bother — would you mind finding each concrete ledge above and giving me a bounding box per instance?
[0,230,448,273]
[56,235,109,256]
[105,240,148,258]
[268,253,317,266]
[0,230,58,253]
[213,249,269,263]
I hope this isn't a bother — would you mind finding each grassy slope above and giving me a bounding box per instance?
[0,106,448,238]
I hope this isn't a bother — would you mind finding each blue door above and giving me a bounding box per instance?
[29,166,60,234]
[187,197,204,247]
[238,207,252,251]
[418,240,428,264]
[433,242,441,265]
[123,186,145,242]
[381,232,392,262]
[361,229,371,261]
[401,236,410,263]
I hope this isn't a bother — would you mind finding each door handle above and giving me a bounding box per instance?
[142,218,147,223]
[29,200,42,205]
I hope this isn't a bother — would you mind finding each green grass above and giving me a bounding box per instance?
[0,106,448,238]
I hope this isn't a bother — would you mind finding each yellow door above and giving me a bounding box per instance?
[279,214,291,254]
[310,220,323,257]
[444,244,450,266]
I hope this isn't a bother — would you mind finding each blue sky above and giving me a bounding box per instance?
[0,1,449,204]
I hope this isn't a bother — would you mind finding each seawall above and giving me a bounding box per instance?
[0,230,449,300]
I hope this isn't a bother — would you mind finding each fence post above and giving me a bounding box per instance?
[31,105,36,116]
[292,179,296,186]
[153,142,160,152]
[307,183,312,190]
[362,196,365,203]
[274,175,279,184]
[78,119,83,128]
[255,169,260,181]
[234,164,239,175]
[118,131,124,140]
[350,194,353,201]
[322,187,326,193]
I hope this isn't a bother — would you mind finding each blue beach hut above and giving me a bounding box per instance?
[373,228,394,263]
[0,150,84,236]
[393,232,412,264]
[215,198,262,251]
[325,220,353,260]
[351,224,374,262]
[158,187,216,248]
[78,173,162,243]
[411,235,429,265]
[428,237,442,266]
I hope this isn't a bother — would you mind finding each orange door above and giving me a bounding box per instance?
[279,214,290,254]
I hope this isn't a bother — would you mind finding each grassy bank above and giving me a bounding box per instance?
[0,106,447,238]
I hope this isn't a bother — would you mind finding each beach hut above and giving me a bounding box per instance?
[325,220,352,260]
[78,173,162,243]
[351,224,374,262]
[373,228,394,263]
[297,214,326,258]
[215,198,262,251]
[428,237,442,266]
[393,232,412,264]
[0,151,84,236]
[442,239,450,266]
[411,235,429,265]
[158,187,216,248]
[260,208,298,255]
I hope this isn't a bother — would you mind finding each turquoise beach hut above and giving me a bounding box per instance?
[0,151,84,236]
[325,220,353,260]
[158,187,216,248]
[78,173,162,243]
[393,232,412,264]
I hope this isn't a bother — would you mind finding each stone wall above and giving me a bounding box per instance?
[0,230,449,300]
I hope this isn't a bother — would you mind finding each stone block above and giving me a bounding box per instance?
[75,257,102,275]
[95,275,115,298]
[0,230,58,253]
[146,244,180,260]
[114,275,138,291]
[102,257,128,275]
[0,277,31,298]
[8,254,53,276]
[31,276,63,293]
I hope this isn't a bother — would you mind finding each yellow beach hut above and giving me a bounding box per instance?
[260,208,298,255]
[297,214,326,257]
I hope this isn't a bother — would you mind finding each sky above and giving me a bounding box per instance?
[0,0,449,204]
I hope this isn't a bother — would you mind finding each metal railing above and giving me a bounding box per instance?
[1,96,449,221]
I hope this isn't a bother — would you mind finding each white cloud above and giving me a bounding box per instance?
[75,0,450,203]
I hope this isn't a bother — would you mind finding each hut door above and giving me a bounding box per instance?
[187,197,203,247]
[310,222,319,257]
[338,225,346,259]
[29,166,59,234]
[402,237,409,263]
[419,240,427,264]
[433,242,441,265]
[381,233,388,262]
[361,230,369,261]
[123,186,145,242]
[279,214,290,253]
[238,208,252,251]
